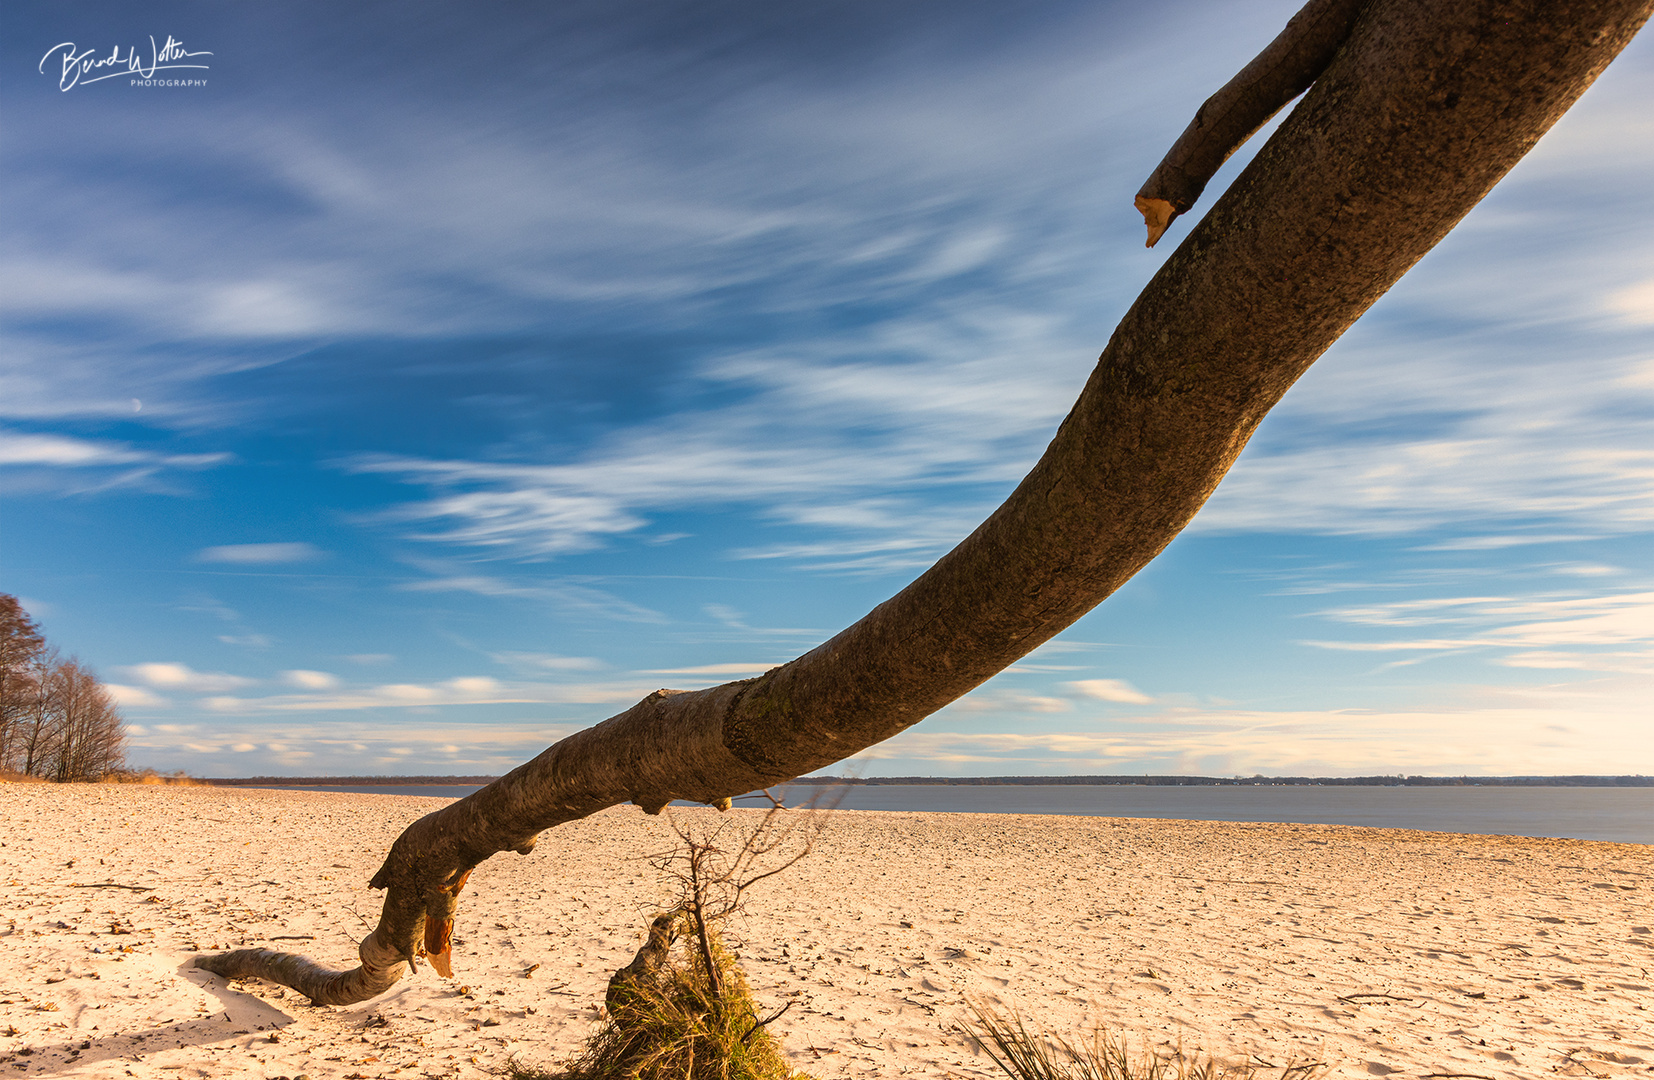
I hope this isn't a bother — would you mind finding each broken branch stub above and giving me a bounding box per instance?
[194,0,1653,1006]
[1135,0,1370,246]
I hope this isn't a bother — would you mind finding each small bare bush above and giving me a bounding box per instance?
[524,793,830,1080]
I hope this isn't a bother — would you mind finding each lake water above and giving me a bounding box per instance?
[255,783,1652,844]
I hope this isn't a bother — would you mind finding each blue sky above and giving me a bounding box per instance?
[3,0,1651,779]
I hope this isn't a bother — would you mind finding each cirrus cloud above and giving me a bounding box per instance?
[1067,678,1153,703]
[196,542,325,564]
[119,662,257,693]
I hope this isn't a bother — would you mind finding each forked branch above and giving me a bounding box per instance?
[1135,0,1370,246]
[194,0,1654,1007]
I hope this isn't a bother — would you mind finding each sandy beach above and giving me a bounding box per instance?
[1,784,1649,1079]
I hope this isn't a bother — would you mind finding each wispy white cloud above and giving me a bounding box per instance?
[118,662,257,693]
[345,306,1089,567]
[494,652,606,673]
[104,684,168,708]
[1300,638,1481,652]
[1302,587,1654,674]
[124,717,582,775]
[198,674,650,714]
[219,633,274,648]
[1605,277,1654,326]
[0,430,230,494]
[1067,679,1153,704]
[865,676,1654,775]
[1198,434,1654,537]
[948,690,1072,714]
[1,0,1173,435]
[197,542,325,564]
[282,669,340,690]
[1409,534,1598,552]
[647,663,778,677]
[7,0,1649,559]
[397,569,664,623]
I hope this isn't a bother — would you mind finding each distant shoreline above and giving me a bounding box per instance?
[200,773,1653,788]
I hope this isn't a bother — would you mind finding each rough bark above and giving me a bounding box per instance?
[1135,0,1370,246]
[194,933,407,1006]
[196,0,1652,1006]
[606,911,684,1013]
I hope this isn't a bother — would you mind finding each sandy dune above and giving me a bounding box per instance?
[1,784,1649,1078]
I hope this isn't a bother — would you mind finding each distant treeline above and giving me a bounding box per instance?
[208,772,1653,788]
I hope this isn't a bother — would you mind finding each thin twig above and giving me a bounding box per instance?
[1421,1073,1497,1079]
[1337,993,1420,1004]
[1171,875,1286,886]
[71,883,154,892]
[740,998,796,1044]
[732,788,789,809]
[270,935,316,941]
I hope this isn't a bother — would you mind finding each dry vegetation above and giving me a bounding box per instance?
[965,1004,1326,1080]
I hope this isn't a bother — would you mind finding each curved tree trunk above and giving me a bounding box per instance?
[198,0,1652,1005]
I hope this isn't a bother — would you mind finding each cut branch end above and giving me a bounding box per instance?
[1135,195,1179,248]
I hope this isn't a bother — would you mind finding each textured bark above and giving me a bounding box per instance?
[196,0,1652,1005]
[1135,0,1370,246]
[194,931,407,1006]
[607,911,684,1013]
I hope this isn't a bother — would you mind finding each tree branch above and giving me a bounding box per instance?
[1135,0,1370,246]
[195,0,1653,1006]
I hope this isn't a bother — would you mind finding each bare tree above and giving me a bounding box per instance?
[15,647,63,779]
[0,594,128,781]
[47,658,127,783]
[199,0,1653,1006]
[0,594,47,772]
[564,805,819,1080]
[645,799,827,1008]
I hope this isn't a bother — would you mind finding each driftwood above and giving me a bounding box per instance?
[196,0,1653,1007]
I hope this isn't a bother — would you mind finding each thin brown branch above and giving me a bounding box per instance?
[71,883,154,892]
[1337,992,1420,1004]
[740,998,796,1044]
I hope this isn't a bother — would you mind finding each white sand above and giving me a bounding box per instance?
[1,784,1649,1078]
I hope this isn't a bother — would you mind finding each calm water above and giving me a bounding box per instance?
[275,784,487,800]
[257,783,1652,844]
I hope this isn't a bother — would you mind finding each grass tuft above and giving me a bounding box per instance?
[965,1000,1325,1080]
[512,919,807,1080]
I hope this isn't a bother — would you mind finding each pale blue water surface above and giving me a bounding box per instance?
[256,783,1652,844]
